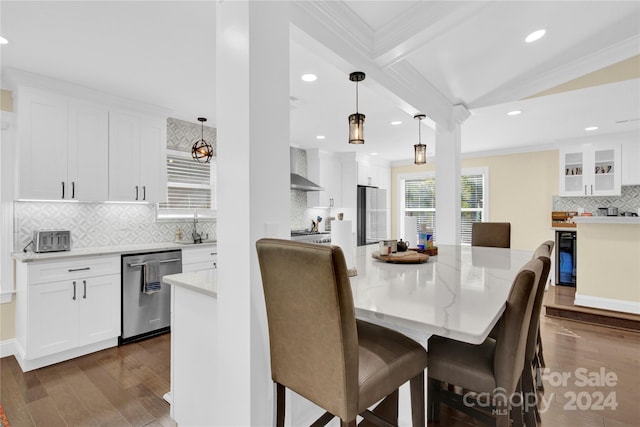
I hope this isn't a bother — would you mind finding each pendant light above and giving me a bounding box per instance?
[191,117,213,163]
[348,71,366,144]
[413,113,427,165]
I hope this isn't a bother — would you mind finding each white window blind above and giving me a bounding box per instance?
[401,171,486,244]
[158,150,216,216]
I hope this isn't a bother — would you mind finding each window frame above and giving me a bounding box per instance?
[156,148,217,221]
[398,167,489,245]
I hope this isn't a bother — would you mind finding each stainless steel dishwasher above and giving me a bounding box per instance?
[120,250,182,344]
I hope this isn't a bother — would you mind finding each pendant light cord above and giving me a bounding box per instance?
[355,81,359,114]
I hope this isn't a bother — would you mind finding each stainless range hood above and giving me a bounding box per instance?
[290,148,323,191]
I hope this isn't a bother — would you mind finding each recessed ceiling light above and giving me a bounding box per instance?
[391,121,402,126]
[507,110,522,116]
[0,36,8,45]
[316,135,325,140]
[370,152,378,156]
[525,29,546,43]
[301,73,317,82]
[585,126,599,131]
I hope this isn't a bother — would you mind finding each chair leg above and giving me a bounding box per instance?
[427,378,441,422]
[537,329,546,368]
[410,372,425,427]
[511,379,524,427]
[521,368,538,427]
[340,421,356,427]
[275,383,285,427]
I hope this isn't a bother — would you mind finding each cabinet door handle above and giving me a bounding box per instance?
[72,181,75,199]
[135,185,139,200]
[83,280,87,299]
[213,262,217,269]
[72,281,76,300]
[590,184,593,195]
[584,185,587,195]
[68,267,90,272]
[61,181,65,199]
[143,186,146,201]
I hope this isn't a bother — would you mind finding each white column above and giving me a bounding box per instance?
[435,105,470,245]
[216,2,290,426]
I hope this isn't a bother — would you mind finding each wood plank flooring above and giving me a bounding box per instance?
[1,306,639,426]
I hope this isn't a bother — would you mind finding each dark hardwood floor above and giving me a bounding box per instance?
[2,304,639,426]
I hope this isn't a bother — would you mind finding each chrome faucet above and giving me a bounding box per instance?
[192,210,202,244]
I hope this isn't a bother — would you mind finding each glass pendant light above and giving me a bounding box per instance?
[191,117,213,163]
[348,71,366,144]
[414,113,427,165]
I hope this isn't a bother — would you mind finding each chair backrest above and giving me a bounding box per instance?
[524,242,553,362]
[256,238,358,419]
[471,222,511,248]
[494,258,543,395]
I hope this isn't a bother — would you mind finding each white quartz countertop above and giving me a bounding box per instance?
[13,241,217,262]
[163,269,217,298]
[350,244,533,345]
[573,216,640,225]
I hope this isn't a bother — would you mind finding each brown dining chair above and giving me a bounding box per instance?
[520,241,553,426]
[256,238,428,427]
[472,222,511,248]
[427,257,543,427]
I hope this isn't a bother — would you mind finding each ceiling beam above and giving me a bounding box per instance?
[291,0,454,128]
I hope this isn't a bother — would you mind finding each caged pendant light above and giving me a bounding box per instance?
[413,113,427,165]
[191,117,213,163]
[348,71,366,144]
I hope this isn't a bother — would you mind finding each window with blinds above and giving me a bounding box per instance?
[401,171,486,244]
[158,150,216,217]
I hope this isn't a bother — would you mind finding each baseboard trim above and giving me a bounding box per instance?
[0,338,16,358]
[14,338,118,372]
[574,294,640,315]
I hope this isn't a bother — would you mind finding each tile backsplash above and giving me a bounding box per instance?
[290,147,331,231]
[14,201,215,251]
[553,185,640,214]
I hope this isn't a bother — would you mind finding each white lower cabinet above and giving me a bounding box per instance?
[181,245,217,272]
[15,256,121,371]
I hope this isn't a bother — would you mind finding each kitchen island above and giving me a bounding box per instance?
[573,216,640,314]
[162,269,218,426]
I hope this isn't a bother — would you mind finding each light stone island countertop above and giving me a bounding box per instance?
[163,269,217,298]
[573,216,640,225]
[13,241,217,263]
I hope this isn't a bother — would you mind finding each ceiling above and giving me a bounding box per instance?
[1,1,639,163]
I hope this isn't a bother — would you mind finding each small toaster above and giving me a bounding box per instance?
[33,230,71,253]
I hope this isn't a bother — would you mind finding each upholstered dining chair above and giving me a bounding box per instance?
[520,241,553,427]
[427,257,543,427]
[534,240,555,379]
[471,222,511,248]
[256,238,428,427]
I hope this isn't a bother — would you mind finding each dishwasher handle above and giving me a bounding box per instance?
[128,258,181,268]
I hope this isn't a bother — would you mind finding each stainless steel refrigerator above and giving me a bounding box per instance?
[357,186,388,246]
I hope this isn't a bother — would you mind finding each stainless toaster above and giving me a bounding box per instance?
[33,230,71,253]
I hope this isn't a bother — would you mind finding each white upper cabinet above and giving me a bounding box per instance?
[16,88,108,201]
[307,149,343,208]
[68,101,109,201]
[559,142,621,196]
[108,111,166,202]
[621,140,640,186]
[9,70,168,203]
[357,160,390,189]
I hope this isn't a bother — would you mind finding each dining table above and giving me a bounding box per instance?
[349,243,534,348]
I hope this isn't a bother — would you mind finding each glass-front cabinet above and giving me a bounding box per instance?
[559,143,621,196]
